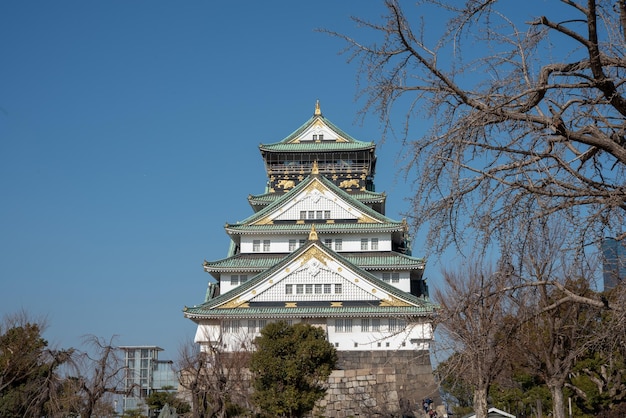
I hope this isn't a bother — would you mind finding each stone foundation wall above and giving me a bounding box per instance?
[314,350,441,417]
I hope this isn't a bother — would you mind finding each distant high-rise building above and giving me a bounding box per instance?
[602,237,626,290]
[119,346,178,415]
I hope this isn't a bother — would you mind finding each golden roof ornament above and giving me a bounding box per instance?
[314,100,321,116]
[308,224,318,241]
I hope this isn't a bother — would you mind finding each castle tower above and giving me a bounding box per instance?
[184,102,438,416]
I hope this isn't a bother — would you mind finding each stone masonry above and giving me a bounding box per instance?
[314,350,441,417]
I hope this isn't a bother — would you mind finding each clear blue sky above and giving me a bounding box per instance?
[0,1,565,358]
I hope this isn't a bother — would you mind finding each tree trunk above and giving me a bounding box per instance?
[473,387,488,418]
[549,383,566,418]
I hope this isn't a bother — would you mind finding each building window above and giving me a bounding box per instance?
[335,284,342,294]
[316,210,323,219]
[372,318,381,331]
[389,318,406,332]
[324,210,331,219]
[361,318,370,332]
[289,239,296,251]
[263,240,270,252]
[248,320,257,332]
[296,284,304,294]
[308,210,315,219]
[258,320,267,330]
[319,134,324,140]
[315,284,322,294]
[285,284,293,294]
[253,240,260,252]
[223,320,240,333]
[335,239,342,251]
[335,319,352,333]
[230,275,248,286]
[299,239,306,248]
[324,238,332,247]
[371,238,379,250]
[383,272,400,283]
[361,238,368,251]
[305,284,313,294]
[300,211,306,219]
[324,284,332,294]
[313,134,318,140]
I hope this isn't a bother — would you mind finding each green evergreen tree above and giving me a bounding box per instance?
[250,321,337,418]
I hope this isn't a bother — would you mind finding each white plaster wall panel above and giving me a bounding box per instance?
[250,265,375,302]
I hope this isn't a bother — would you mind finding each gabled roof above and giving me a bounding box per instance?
[228,173,402,229]
[259,102,375,153]
[203,251,425,273]
[248,189,387,212]
[185,237,435,320]
[462,407,516,418]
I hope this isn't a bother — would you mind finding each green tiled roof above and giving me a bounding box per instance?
[204,251,425,272]
[225,222,404,235]
[260,142,375,153]
[184,304,435,319]
[248,190,386,206]
[187,240,434,319]
[260,114,373,148]
[232,173,402,228]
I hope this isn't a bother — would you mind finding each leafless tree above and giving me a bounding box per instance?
[328,0,626,257]
[177,337,252,418]
[507,224,604,418]
[433,261,519,418]
[60,335,126,418]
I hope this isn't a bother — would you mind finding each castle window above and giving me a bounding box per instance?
[361,318,370,332]
[308,210,315,219]
[305,284,313,294]
[316,210,323,219]
[285,284,293,294]
[230,275,248,286]
[315,284,322,294]
[258,320,267,329]
[335,319,352,333]
[392,273,400,283]
[299,239,306,248]
[335,284,342,294]
[372,319,381,331]
[324,210,331,219]
[289,239,296,251]
[371,238,379,250]
[388,318,406,332]
[382,273,391,282]
[335,239,342,251]
[312,134,318,140]
[248,320,256,332]
[324,238,332,247]
[253,240,260,252]
[296,284,304,294]
[300,211,306,219]
[324,284,332,294]
[361,238,368,251]
[318,134,324,140]
[263,240,270,252]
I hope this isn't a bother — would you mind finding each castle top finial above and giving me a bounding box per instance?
[315,100,321,116]
[308,224,318,241]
